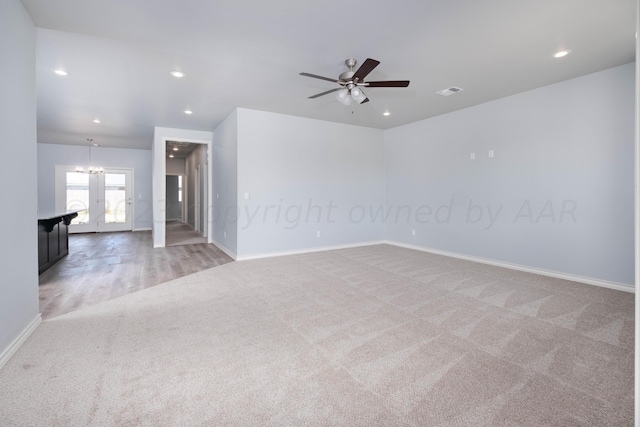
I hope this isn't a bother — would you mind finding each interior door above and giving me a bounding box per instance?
[194,165,200,233]
[165,175,181,221]
[55,166,133,233]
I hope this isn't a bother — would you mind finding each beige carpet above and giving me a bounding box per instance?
[165,221,207,247]
[0,244,633,426]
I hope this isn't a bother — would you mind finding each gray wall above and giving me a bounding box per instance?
[236,108,385,258]
[166,158,185,175]
[37,143,153,230]
[165,175,181,221]
[0,0,39,361]
[212,110,238,255]
[385,63,635,286]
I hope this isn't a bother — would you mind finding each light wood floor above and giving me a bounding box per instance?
[38,229,233,319]
[165,220,208,246]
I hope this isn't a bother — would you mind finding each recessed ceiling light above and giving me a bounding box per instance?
[170,71,185,78]
[169,154,175,158]
[553,50,571,58]
[184,109,193,115]
[93,119,101,124]
[172,147,179,151]
[53,69,68,76]
[383,112,391,116]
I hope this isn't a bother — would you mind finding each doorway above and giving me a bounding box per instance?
[164,140,209,246]
[55,165,133,233]
[152,127,212,248]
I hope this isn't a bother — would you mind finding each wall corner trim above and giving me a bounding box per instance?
[0,314,42,370]
[212,240,238,261]
[385,240,634,293]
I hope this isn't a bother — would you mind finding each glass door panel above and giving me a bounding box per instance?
[104,173,126,224]
[98,169,132,232]
[65,172,90,225]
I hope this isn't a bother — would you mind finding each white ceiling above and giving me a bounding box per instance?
[23,0,636,150]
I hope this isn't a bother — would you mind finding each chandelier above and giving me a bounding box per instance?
[76,138,104,174]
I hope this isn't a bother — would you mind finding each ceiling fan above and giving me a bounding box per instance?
[300,58,410,105]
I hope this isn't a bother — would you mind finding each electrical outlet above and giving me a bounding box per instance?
[224,231,226,238]
[316,231,321,238]
[470,153,476,160]
[488,150,494,158]
[244,192,250,200]
[412,229,416,236]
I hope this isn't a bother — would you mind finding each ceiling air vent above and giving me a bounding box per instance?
[436,87,464,96]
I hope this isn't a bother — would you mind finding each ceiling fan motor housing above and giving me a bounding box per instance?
[339,71,356,84]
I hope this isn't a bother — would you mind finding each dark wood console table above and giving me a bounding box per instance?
[37,210,80,274]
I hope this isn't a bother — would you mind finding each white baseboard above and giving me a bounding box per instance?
[211,238,633,293]
[211,240,237,260]
[236,240,386,262]
[133,227,152,232]
[0,315,41,370]
[386,240,634,293]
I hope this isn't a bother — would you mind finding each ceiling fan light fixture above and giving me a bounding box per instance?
[336,88,352,105]
[351,87,367,104]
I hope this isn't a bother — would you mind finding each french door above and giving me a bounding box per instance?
[55,166,133,233]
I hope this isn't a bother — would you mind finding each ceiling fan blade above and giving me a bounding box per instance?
[365,80,410,87]
[361,98,370,104]
[300,72,339,83]
[308,87,340,99]
[352,58,380,82]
